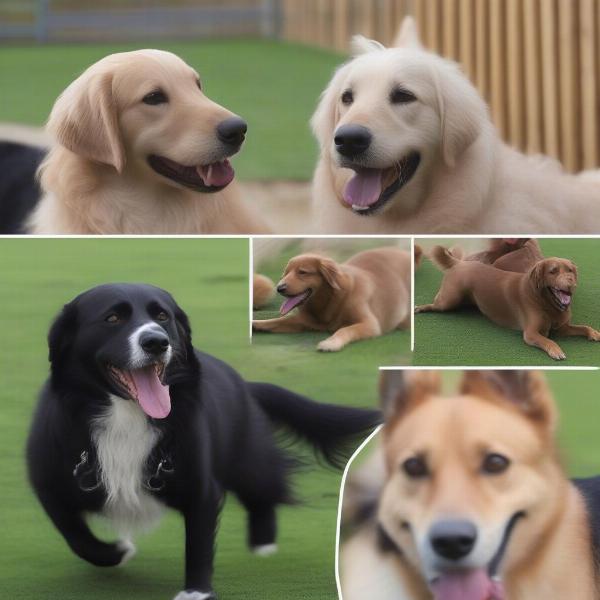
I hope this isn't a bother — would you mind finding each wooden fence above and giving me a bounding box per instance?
[282,0,600,172]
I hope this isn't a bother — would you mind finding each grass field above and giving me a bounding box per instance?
[414,239,600,366]
[252,239,412,367]
[0,238,381,600]
[0,39,343,181]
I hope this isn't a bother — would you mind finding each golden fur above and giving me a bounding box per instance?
[252,273,276,309]
[252,246,411,352]
[340,370,599,600]
[415,246,600,360]
[29,50,269,234]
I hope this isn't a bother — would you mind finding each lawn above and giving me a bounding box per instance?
[252,239,412,368]
[413,239,600,366]
[0,39,343,180]
[0,238,381,600]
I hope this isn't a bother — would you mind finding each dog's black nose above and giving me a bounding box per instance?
[334,124,372,157]
[430,520,477,561]
[140,330,170,355]
[217,117,247,146]
[277,283,287,294]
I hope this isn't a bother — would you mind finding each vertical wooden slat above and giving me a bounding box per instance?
[580,0,598,168]
[425,0,441,52]
[458,0,475,80]
[506,0,524,147]
[558,0,579,171]
[540,0,560,159]
[333,0,349,51]
[414,0,428,46]
[378,0,394,45]
[489,0,505,138]
[442,0,458,60]
[474,0,489,99]
[523,0,543,154]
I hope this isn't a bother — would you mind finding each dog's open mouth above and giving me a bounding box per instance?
[548,287,572,311]
[429,513,524,600]
[280,289,312,315]
[107,363,171,419]
[148,155,235,192]
[342,152,421,216]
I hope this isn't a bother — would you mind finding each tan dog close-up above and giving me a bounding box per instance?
[340,370,600,600]
[311,17,600,235]
[252,246,411,352]
[29,50,269,234]
[415,245,600,360]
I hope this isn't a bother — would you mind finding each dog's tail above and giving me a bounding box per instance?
[253,273,276,309]
[248,382,381,469]
[430,245,461,271]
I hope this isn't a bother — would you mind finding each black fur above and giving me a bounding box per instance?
[0,141,45,233]
[27,283,381,598]
[574,477,600,568]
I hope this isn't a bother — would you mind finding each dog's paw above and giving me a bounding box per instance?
[117,539,137,565]
[173,591,216,600]
[252,543,278,557]
[546,344,566,360]
[317,338,344,352]
[588,329,600,341]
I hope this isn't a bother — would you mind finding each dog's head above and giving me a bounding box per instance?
[48,50,246,193]
[378,370,564,600]
[528,258,578,312]
[48,283,197,419]
[276,254,342,315]
[311,17,488,217]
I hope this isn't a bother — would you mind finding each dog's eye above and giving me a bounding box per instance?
[549,267,558,274]
[156,311,169,322]
[341,89,354,105]
[402,456,429,478]
[105,313,121,324]
[298,269,308,276]
[142,90,169,105]
[390,87,417,104]
[482,453,510,475]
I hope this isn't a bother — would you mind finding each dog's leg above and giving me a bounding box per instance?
[317,320,380,352]
[38,492,134,567]
[414,278,464,314]
[556,323,600,341]
[252,313,314,333]
[176,487,221,600]
[523,328,567,360]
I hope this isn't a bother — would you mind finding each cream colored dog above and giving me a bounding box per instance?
[311,18,600,234]
[30,50,269,234]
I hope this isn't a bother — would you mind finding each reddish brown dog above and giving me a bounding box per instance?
[415,245,600,360]
[252,247,411,352]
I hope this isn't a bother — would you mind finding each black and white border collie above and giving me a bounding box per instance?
[27,283,380,599]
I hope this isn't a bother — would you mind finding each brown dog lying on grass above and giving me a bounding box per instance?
[457,238,544,272]
[415,245,600,360]
[252,247,411,352]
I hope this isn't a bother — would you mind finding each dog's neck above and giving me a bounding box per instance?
[304,271,353,322]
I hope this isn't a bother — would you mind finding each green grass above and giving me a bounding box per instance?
[414,239,600,366]
[0,238,381,600]
[0,39,343,180]
[252,240,411,367]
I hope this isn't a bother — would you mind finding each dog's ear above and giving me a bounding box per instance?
[569,260,578,280]
[318,258,343,290]
[173,305,193,352]
[351,35,386,56]
[460,370,557,433]
[379,370,442,421]
[48,67,124,172]
[528,260,547,291]
[392,16,424,49]
[48,301,78,372]
[431,62,488,167]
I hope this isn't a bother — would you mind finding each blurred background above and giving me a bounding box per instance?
[2,0,599,174]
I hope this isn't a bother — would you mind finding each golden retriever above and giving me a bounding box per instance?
[340,370,600,600]
[29,50,269,234]
[415,245,600,359]
[252,246,411,352]
[311,17,600,234]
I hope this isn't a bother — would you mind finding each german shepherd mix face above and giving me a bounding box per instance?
[378,370,564,600]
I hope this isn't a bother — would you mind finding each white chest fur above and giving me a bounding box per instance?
[91,396,165,536]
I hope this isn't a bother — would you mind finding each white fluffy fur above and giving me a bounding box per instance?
[29,49,269,234]
[92,396,165,537]
[311,18,600,234]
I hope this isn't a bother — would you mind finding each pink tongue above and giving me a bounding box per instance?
[197,159,234,187]
[343,169,383,207]
[556,290,571,305]
[280,293,307,315]
[130,366,171,419]
[431,570,502,600]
